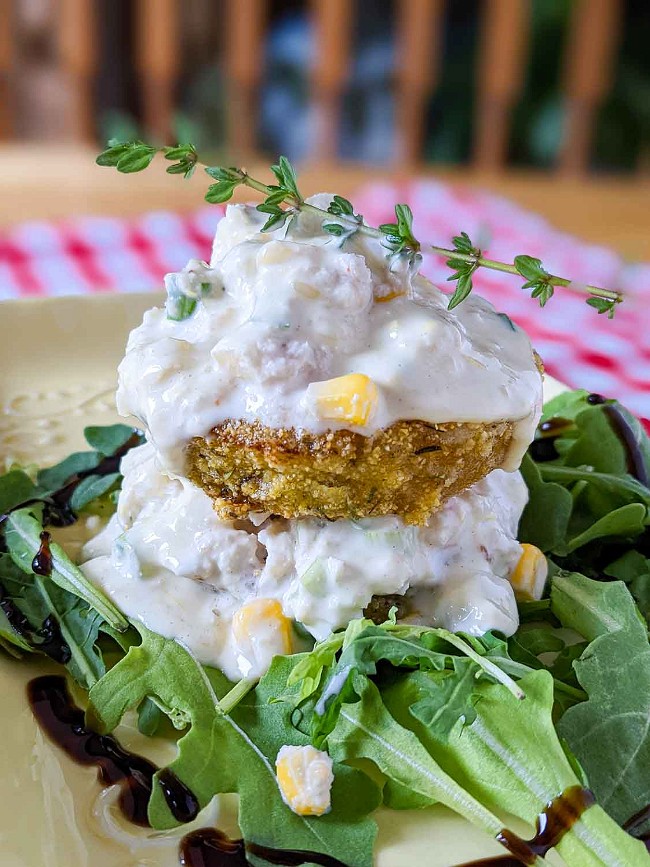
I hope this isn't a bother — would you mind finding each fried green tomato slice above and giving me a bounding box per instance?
[186,418,515,526]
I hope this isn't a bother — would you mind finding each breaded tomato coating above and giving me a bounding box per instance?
[186,418,515,525]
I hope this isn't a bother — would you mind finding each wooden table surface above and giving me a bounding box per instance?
[1,145,648,260]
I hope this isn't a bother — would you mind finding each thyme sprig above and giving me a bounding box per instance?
[96,141,623,317]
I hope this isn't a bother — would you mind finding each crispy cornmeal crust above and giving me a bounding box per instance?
[186,418,515,525]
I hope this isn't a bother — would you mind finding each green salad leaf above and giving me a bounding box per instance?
[5,508,127,630]
[605,550,650,622]
[291,624,648,864]
[69,472,121,512]
[0,469,39,515]
[88,625,380,865]
[518,454,573,551]
[327,674,504,839]
[0,550,106,687]
[83,423,136,456]
[36,451,100,491]
[385,669,646,867]
[552,573,650,828]
[522,392,650,622]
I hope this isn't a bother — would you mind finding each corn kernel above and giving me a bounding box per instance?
[231,598,293,679]
[374,288,407,303]
[510,543,548,601]
[307,373,378,426]
[275,745,334,816]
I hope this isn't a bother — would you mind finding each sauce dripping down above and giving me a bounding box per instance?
[179,828,350,867]
[26,675,199,826]
[456,786,595,866]
[35,614,71,664]
[1,590,71,663]
[31,530,53,576]
[0,591,32,640]
[623,803,650,853]
[158,768,201,824]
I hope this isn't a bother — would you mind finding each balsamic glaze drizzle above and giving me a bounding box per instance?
[538,418,571,436]
[23,677,626,867]
[35,615,71,664]
[0,591,32,640]
[528,417,571,463]
[623,803,650,853]
[28,674,156,826]
[603,403,649,487]
[27,675,198,826]
[1,589,71,663]
[179,828,350,867]
[457,786,595,866]
[180,829,248,866]
[31,530,53,576]
[159,768,201,824]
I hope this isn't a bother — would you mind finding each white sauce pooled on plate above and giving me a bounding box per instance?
[80,443,527,680]
[116,196,542,475]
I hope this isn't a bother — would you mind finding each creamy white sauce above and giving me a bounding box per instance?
[116,196,542,475]
[81,196,544,681]
[80,443,526,680]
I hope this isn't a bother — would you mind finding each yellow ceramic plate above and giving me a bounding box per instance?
[0,294,566,867]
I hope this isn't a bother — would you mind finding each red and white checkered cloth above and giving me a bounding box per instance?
[1,179,649,423]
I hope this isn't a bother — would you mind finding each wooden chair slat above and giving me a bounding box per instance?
[559,0,622,174]
[395,0,446,164]
[135,0,178,142]
[474,0,531,171]
[224,0,268,156]
[0,0,14,139]
[57,0,97,142]
[310,0,354,161]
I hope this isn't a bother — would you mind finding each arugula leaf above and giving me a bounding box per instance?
[518,454,573,551]
[88,626,379,865]
[286,632,345,702]
[0,469,39,515]
[4,508,127,630]
[300,623,524,746]
[562,503,647,554]
[36,452,100,491]
[137,697,164,737]
[327,675,503,839]
[0,572,34,655]
[83,424,135,456]
[605,551,650,621]
[552,573,650,827]
[524,391,650,622]
[540,389,595,424]
[0,552,105,688]
[382,669,648,866]
[69,472,121,512]
[563,406,633,475]
[406,659,479,737]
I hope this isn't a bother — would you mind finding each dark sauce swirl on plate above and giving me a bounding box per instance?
[24,674,602,867]
[27,676,351,866]
[27,675,197,826]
